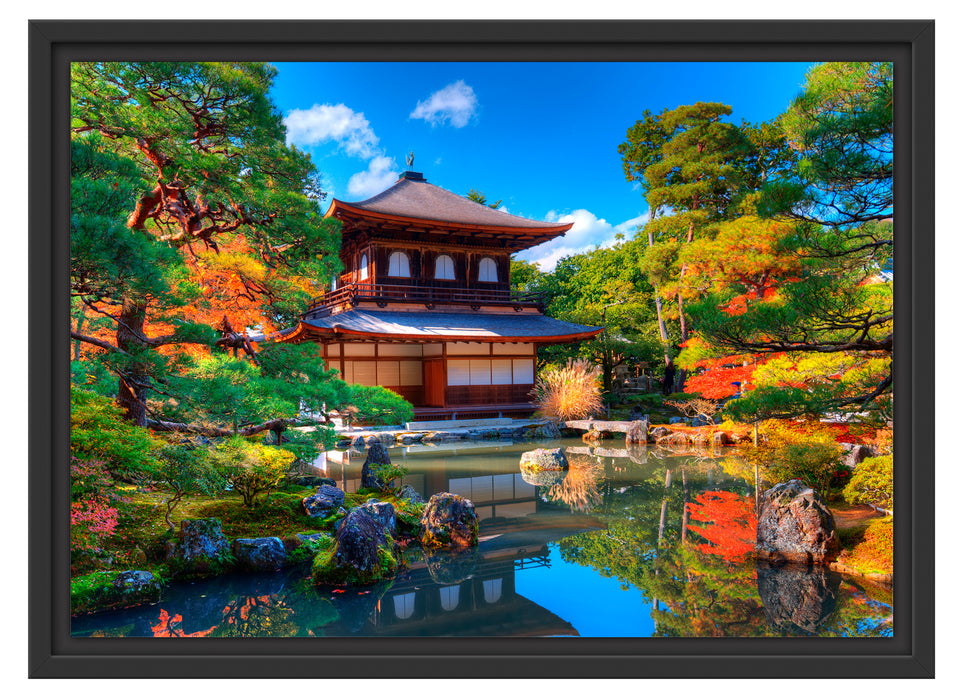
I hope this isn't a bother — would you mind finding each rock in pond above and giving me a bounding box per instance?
[625,420,649,445]
[756,480,839,564]
[165,518,231,572]
[419,492,479,549]
[361,439,391,490]
[311,508,397,586]
[519,447,569,487]
[519,447,569,471]
[302,484,346,519]
[712,431,729,447]
[528,422,561,439]
[355,499,398,537]
[232,537,288,571]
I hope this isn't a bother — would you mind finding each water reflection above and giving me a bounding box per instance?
[72,438,892,638]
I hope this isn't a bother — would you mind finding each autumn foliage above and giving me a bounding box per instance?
[686,491,757,562]
[683,354,760,399]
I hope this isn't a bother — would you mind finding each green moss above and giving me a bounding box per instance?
[310,534,398,586]
[71,570,162,616]
[289,534,334,566]
[161,552,237,580]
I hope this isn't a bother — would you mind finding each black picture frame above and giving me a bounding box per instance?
[30,19,934,678]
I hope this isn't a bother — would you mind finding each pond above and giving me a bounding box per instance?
[71,438,892,638]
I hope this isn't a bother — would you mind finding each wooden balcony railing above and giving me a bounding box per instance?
[305,282,546,317]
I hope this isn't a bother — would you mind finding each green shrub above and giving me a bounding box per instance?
[370,463,409,490]
[146,443,226,530]
[767,440,844,499]
[211,437,296,508]
[843,455,893,510]
[345,385,414,426]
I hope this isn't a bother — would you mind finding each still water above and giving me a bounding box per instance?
[71,438,892,638]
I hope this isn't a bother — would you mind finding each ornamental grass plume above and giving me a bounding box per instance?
[532,359,603,421]
[547,456,604,512]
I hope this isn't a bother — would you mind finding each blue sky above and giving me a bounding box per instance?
[270,61,814,270]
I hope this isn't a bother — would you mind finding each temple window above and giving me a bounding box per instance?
[388,251,411,277]
[358,253,369,281]
[478,256,498,282]
[435,254,455,280]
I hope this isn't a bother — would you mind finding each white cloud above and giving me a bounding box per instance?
[347,156,401,198]
[284,103,379,159]
[517,209,650,272]
[410,80,478,128]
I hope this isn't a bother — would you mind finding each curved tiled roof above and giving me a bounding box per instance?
[300,309,602,343]
[327,175,572,233]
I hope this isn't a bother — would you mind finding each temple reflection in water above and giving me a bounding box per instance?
[320,440,605,636]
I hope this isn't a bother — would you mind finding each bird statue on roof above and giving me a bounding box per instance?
[406,151,415,168]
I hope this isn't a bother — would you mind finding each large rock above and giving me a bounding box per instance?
[658,431,690,446]
[165,518,230,572]
[355,499,398,537]
[519,447,569,487]
[361,439,391,490]
[419,492,479,549]
[232,537,288,571]
[302,484,346,518]
[650,426,670,440]
[519,447,569,471]
[532,422,561,439]
[311,508,397,586]
[712,431,729,447]
[625,420,649,445]
[756,480,839,564]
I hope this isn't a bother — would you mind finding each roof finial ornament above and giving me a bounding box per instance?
[406,151,415,168]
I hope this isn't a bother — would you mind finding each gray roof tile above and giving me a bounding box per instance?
[302,309,602,341]
[331,176,570,231]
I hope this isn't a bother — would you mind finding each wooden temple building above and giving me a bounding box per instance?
[281,170,602,420]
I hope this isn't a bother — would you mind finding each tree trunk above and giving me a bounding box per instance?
[116,297,150,426]
[73,303,87,361]
[646,211,673,367]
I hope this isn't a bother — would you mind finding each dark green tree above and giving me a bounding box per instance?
[67,61,397,454]
[70,62,342,427]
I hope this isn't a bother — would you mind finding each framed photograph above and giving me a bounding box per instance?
[30,19,934,677]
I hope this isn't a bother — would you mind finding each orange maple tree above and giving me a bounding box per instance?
[686,491,757,563]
